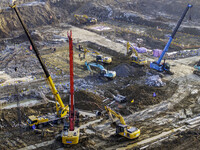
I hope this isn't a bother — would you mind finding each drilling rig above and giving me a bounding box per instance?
[61,31,80,144]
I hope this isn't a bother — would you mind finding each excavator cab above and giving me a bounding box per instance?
[117,124,140,139]
[100,69,107,75]
[132,56,138,61]
[96,55,112,64]
[96,55,102,61]
[116,124,127,134]
[89,18,97,23]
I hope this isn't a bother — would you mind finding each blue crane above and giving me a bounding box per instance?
[150,4,193,73]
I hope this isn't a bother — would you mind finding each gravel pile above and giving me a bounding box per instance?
[146,75,166,87]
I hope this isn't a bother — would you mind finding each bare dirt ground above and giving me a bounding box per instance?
[0,0,200,150]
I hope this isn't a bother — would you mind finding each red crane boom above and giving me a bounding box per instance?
[68,30,75,131]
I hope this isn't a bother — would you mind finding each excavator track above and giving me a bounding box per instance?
[193,70,200,76]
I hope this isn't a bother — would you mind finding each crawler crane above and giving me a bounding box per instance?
[150,4,192,74]
[10,4,69,128]
[105,106,140,139]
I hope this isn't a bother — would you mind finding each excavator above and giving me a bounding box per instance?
[105,106,140,139]
[127,42,147,66]
[77,45,112,64]
[61,31,80,145]
[96,55,112,64]
[150,4,192,74]
[85,61,116,79]
[10,4,69,128]
[74,14,97,24]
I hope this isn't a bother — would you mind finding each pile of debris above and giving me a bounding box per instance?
[145,75,166,87]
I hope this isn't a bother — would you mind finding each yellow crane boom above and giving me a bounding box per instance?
[10,4,69,128]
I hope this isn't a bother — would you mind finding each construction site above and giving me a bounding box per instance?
[0,0,200,149]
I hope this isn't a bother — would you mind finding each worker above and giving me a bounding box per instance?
[78,45,81,51]
[153,92,156,97]
[29,45,32,50]
[78,45,83,51]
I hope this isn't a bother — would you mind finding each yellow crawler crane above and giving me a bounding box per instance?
[10,4,69,128]
[105,106,140,139]
[74,14,97,24]
[127,42,147,66]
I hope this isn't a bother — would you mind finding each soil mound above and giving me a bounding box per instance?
[113,63,136,77]
[75,90,103,110]
[119,84,177,111]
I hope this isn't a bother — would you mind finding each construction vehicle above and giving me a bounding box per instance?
[61,31,80,145]
[77,44,112,64]
[114,94,127,103]
[85,61,116,79]
[96,55,112,64]
[105,106,140,139]
[193,61,200,76]
[127,42,147,66]
[10,4,69,128]
[150,4,192,74]
[74,14,97,24]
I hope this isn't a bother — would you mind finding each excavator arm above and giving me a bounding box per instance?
[105,106,126,125]
[85,61,105,72]
[10,4,68,117]
[127,42,139,58]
